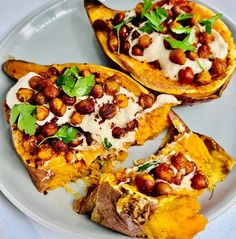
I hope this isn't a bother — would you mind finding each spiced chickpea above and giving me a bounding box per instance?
[135,173,155,195]
[44,85,60,100]
[99,103,117,120]
[81,69,91,77]
[65,150,76,163]
[154,182,173,196]
[70,111,83,125]
[120,41,131,54]
[93,19,108,32]
[132,45,144,56]
[191,172,209,190]
[197,44,211,58]
[195,71,212,85]
[211,58,226,76]
[138,93,154,109]
[131,30,140,40]
[114,94,128,108]
[23,135,38,154]
[50,98,67,117]
[90,84,104,98]
[113,12,125,25]
[178,67,195,84]
[173,172,184,185]
[186,51,198,61]
[41,122,58,137]
[37,144,55,161]
[33,92,47,105]
[171,5,181,19]
[154,163,175,182]
[61,94,76,106]
[69,137,83,147]
[51,139,68,153]
[163,39,172,50]
[126,119,138,131]
[112,127,126,138]
[138,35,152,49]
[35,106,49,121]
[135,2,144,16]
[16,88,34,102]
[169,49,187,65]
[29,76,52,91]
[75,99,95,115]
[198,32,215,44]
[105,77,120,95]
[119,25,130,39]
[188,16,198,26]
[108,31,118,52]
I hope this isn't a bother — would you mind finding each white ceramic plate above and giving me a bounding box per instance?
[0,0,235,238]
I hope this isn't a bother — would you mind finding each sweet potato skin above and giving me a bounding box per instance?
[84,0,236,104]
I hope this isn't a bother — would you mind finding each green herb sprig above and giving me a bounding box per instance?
[141,0,153,18]
[38,125,78,146]
[200,13,223,34]
[57,66,95,97]
[103,138,113,150]
[175,13,194,22]
[10,103,37,135]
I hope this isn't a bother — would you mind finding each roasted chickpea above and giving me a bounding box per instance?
[29,76,52,91]
[186,51,198,61]
[75,99,95,115]
[135,173,155,195]
[114,94,129,108]
[93,19,108,32]
[33,92,47,105]
[120,41,131,54]
[163,39,172,50]
[65,150,77,163]
[169,49,187,65]
[197,44,211,58]
[171,5,181,19]
[113,12,125,25]
[41,122,58,137]
[48,67,60,77]
[178,67,195,84]
[119,25,130,39]
[90,84,104,98]
[132,45,144,56]
[37,144,54,161]
[172,172,184,185]
[112,127,126,138]
[168,21,181,32]
[126,119,138,131]
[43,85,60,100]
[135,2,144,16]
[16,88,34,102]
[105,77,120,95]
[191,172,209,190]
[188,16,198,26]
[69,137,83,147]
[81,69,92,77]
[108,31,118,52]
[154,182,173,196]
[138,93,154,109]
[198,32,215,44]
[131,30,140,40]
[70,111,83,125]
[35,106,49,121]
[195,70,212,85]
[99,103,117,120]
[150,60,161,70]
[138,35,152,49]
[61,94,76,106]
[23,135,38,154]
[154,163,175,182]
[211,58,226,76]
[51,139,68,153]
[50,98,67,117]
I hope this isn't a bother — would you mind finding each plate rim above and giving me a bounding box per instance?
[0,0,236,237]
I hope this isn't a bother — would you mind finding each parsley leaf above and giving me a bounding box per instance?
[164,37,196,52]
[140,22,154,33]
[38,125,78,146]
[57,66,95,97]
[114,17,134,53]
[171,26,192,34]
[103,138,112,150]
[143,7,168,32]
[137,162,154,172]
[141,0,153,18]
[10,103,37,135]
[175,13,194,22]
[200,13,223,34]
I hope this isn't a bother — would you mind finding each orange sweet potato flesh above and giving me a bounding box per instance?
[84,0,236,104]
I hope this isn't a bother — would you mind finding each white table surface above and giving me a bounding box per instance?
[0,0,236,238]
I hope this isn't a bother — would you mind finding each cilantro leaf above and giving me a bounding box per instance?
[175,13,194,22]
[183,28,195,44]
[141,0,153,18]
[143,7,168,32]
[38,125,78,146]
[171,26,192,35]
[10,103,37,135]
[164,37,197,52]
[140,22,154,33]
[200,13,223,34]
[137,162,154,172]
[57,67,95,97]
[103,138,112,150]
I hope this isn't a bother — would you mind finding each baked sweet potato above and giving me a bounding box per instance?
[3,59,179,192]
[84,0,236,104]
[75,112,234,238]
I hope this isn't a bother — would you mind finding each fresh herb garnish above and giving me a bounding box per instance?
[175,13,194,22]
[57,66,95,97]
[114,17,134,53]
[196,59,206,71]
[10,103,37,135]
[137,162,154,172]
[141,0,153,18]
[200,13,223,34]
[171,25,192,35]
[142,7,168,33]
[140,22,154,33]
[103,138,113,150]
[38,125,78,146]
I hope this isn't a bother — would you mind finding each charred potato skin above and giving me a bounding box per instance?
[83,0,236,104]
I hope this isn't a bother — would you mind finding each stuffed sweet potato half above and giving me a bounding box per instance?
[75,112,235,239]
[3,60,179,192]
[84,0,236,104]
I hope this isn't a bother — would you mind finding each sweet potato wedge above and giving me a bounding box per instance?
[84,0,236,104]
